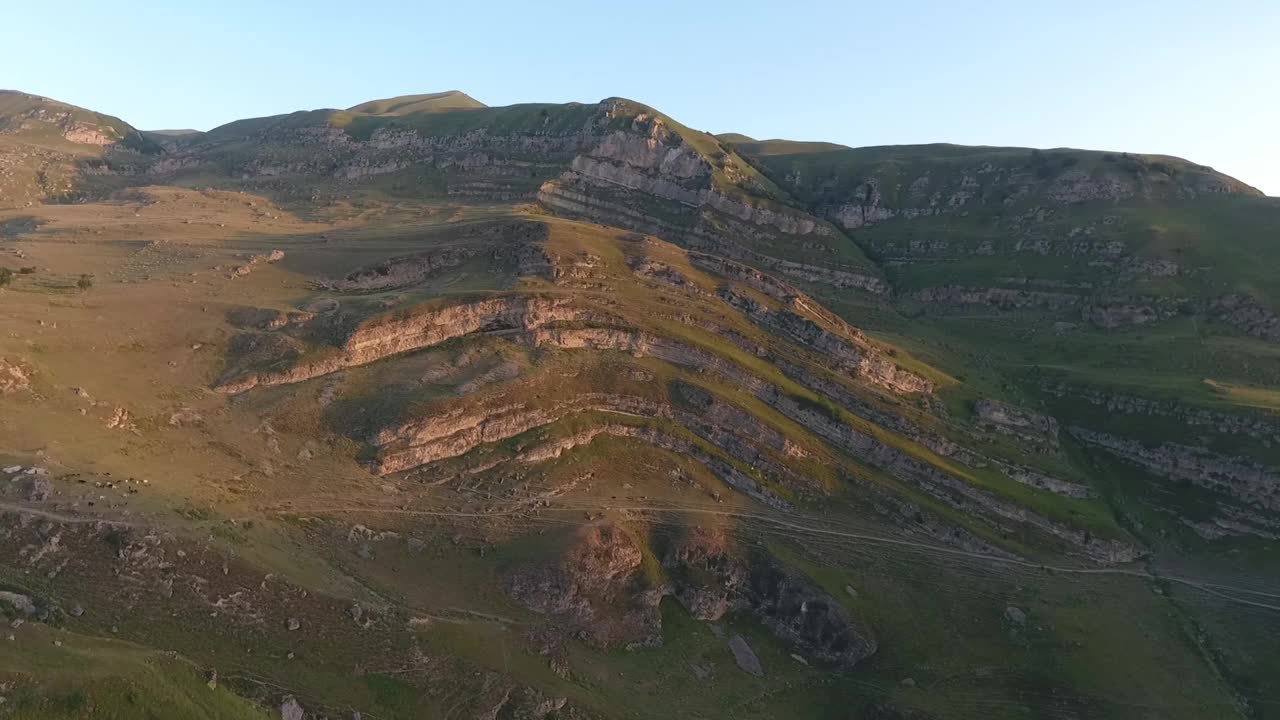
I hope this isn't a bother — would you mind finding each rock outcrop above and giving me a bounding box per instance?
[0,357,32,394]
[974,399,1059,449]
[1071,428,1280,513]
[662,527,877,668]
[505,523,662,648]
[215,295,591,393]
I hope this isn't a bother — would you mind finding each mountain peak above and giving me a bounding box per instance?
[346,91,486,115]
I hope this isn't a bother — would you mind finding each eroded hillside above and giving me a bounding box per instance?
[1,91,1278,720]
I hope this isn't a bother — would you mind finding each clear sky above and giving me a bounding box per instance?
[7,0,1278,194]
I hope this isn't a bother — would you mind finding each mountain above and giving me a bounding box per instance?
[0,90,160,205]
[1,89,1278,720]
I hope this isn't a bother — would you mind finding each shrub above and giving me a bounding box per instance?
[76,273,94,291]
[0,267,11,287]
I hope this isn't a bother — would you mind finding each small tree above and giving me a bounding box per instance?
[76,273,94,291]
[0,267,12,287]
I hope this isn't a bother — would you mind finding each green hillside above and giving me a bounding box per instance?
[347,90,487,114]
[1,87,1278,720]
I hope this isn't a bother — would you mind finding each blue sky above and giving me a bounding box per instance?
[8,0,1278,194]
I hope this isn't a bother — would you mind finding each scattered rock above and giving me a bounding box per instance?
[206,669,218,689]
[0,592,35,616]
[280,696,304,720]
[25,475,52,502]
[1004,606,1027,625]
[728,635,764,677]
[105,407,134,431]
[664,527,877,667]
[286,617,300,631]
[0,358,32,394]
[168,407,204,427]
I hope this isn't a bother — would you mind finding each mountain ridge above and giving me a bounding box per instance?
[1,85,1279,720]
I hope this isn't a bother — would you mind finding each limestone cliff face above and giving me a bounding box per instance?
[355,323,1130,562]
[751,149,1263,233]
[371,394,669,475]
[974,399,1059,449]
[149,109,604,196]
[541,102,823,234]
[1071,428,1280,514]
[536,103,884,293]
[214,296,590,393]
[717,286,931,395]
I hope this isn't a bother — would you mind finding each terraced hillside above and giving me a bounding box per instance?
[1,90,1278,720]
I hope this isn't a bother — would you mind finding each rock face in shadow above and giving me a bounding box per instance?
[504,523,663,649]
[662,526,878,669]
[504,523,878,668]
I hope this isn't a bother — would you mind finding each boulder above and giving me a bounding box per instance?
[729,635,764,677]
[280,696,304,720]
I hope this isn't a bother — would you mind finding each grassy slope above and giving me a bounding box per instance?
[0,90,159,154]
[347,90,487,115]
[0,624,270,720]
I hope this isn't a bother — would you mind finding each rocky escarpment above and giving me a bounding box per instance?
[214,295,593,393]
[326,221,553,292]
[372,394,664,474]
[1082,302,1165,329]
[528,328,1130,560]
[505,523,663,649]
[1211,295,1280,342]
[361,324,1130,561]
[718,286,932,395]
[742,146,1261,233]
[974,399,1059,450]
[1041,381,1280,444]
[662,526,877,667]
[539,102,816,233]
[536,102,885,294]
[370,385,800,509]
[913,285,1080,310]
[149,109,603,197]
[506,523,878,667]
[329,247,479,292]
[1071,428,1280,514]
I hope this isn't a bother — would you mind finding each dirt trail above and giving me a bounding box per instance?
[0,501,133,526]
[270,497,1280,612]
